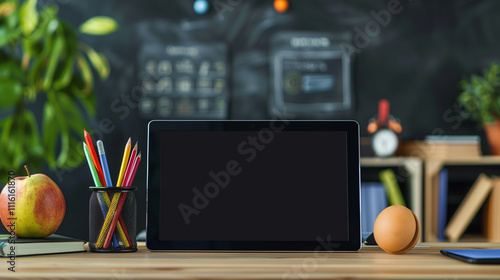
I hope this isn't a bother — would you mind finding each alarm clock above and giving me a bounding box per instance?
[367,99,402,157]
[371,128,399,157]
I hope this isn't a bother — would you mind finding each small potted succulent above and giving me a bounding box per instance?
[458,63,500,155]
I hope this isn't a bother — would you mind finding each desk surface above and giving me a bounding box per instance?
[5,242,500,279]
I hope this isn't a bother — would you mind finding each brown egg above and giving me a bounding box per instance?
[373,205,420,254]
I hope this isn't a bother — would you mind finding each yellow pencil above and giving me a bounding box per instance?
[117,138,131,187]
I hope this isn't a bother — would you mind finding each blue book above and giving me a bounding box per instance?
[367,183,378,234]
[361,183,371,239]
[361,183,388,239]
[437,169,449,240]
[373,182,388,222]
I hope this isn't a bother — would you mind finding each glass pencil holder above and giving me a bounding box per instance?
[89,186,137,252]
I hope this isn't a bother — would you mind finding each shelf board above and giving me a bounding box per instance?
[425,156,500,165]
[361,157,421,167]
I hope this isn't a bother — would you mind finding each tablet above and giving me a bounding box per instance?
[441,249,500,264]
[146,120,361,251]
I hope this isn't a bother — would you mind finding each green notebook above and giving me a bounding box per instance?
[0,234,86,257]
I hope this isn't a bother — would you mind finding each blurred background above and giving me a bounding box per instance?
[2,0,500,240]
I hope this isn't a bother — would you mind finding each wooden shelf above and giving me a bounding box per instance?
[361,156,500,242]
[361,156,421,166]
[425,156,500,165]
[361,157,423,242]
[424,156,500,242]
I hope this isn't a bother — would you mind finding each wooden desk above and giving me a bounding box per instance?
[4,243,500,279]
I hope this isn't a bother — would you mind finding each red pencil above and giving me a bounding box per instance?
[84,129,106,186]
[124,152,141,187]
[103,151,141,249]
[118,142,137,189]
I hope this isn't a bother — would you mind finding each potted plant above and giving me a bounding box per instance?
[0,0,117,176]
[458,63,500,155]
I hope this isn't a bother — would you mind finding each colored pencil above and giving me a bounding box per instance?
[96,192,133,248]
[83,132,134,249]
[97,140,113,187]
[95,139,134,249]
[123,152,141,187]
[93,188,130,249]
[84,130,105,186]
[84,142,116,245]
[96,140,119,247]
[123,142,138,184]
[116,138,131,187]
[103,153,141,249]
[84,135,130,249]
[83,143,103,188]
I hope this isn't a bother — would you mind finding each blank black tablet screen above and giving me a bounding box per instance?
[159,131,348,241]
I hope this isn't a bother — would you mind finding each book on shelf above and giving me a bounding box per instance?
[484,178,500,242]
[361,182,388,239]
[361,183,369,239]
[398,135,481,159]
[444,173,494,242]
[379,169,405,206]
[437,168,449,241]
[424,135,480,144]
[0,234,86,257]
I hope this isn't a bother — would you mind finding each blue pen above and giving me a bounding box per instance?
[96,140,119,248]
[97,140,113,187]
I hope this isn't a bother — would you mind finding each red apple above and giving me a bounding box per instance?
[0,166,66,238]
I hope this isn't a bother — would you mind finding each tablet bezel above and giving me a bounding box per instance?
[146,120,361,251]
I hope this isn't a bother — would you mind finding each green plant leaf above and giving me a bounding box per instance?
[0,1,17,18]
[0,60,23,81]
[53,23,77,90]
[13,111,26,167]
[0,26,21,47]
[58,92,89,168]
[0,27,9,47]
[42,102,58,168]
[0,115,14,154]
[20,0,39,35]
[45,90,91,168]
[29,6,58,43]
[52,52,75,90]
[76,53,93,94]
[1,111,27,168]
[28,55,45,92]
[4,1,18,29]
[58,93,87,133]
[58,135,85,169]
[46,90,70,167]
[82,45,109,80]
[23,109,43,158]
[458,63,500,123]
[79,16,118,35]
[69,82,96,116]
[0,115,12,172]
[28,28,54,92]
[42,27,65,90]
[0,80,22,109]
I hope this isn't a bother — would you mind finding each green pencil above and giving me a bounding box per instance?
[83,142,103,187]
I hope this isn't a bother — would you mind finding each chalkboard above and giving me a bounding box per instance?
[39,0,500,239]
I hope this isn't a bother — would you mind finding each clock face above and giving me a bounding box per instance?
[371,128,399,157]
